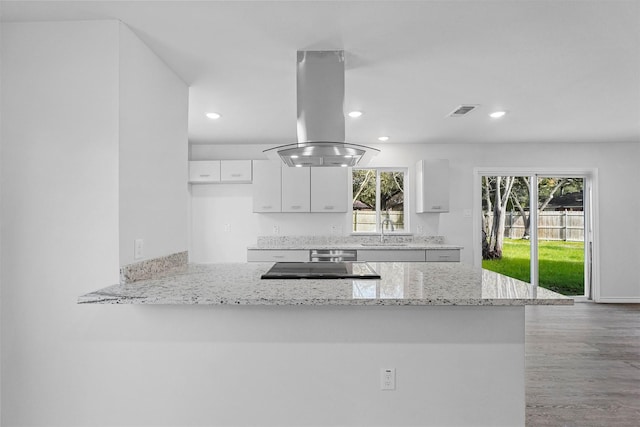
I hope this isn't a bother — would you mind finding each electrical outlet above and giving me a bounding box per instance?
[381,368,396,391]
[134,238,144,260]
[273,225,280,235]
[463,209,473,218]
[416,225,424,234]
[224,223,231,232]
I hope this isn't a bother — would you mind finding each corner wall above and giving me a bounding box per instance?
[118,23,189,265]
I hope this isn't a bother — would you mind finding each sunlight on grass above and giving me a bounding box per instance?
[482,239,584,296]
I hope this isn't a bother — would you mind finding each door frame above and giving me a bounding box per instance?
[473,167,599,301]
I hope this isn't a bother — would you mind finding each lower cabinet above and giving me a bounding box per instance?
[425,249,460,262]
[357,250,426,262]
[247,248,460,262]
[247,249,310,262]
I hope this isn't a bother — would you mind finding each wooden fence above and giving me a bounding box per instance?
[485,211,584,241]
[353,211,404,232]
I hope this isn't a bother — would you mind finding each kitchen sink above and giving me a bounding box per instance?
[360,243,408,246]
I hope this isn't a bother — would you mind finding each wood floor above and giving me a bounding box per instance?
[526,302,640,426]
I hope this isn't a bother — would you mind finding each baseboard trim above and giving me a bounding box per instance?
[595,297,640,303]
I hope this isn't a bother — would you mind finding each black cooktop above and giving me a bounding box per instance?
[261,262,380,280]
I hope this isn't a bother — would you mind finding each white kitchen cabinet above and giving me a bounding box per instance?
[311,167,348,212]
[415,159,449,213]
[189,160,221,183]
[221,160,252,183]
[252,160,282,213]
[357,250,427,262]
[282,166,311,212]
[425,249,460,262]
[247,249,310,262]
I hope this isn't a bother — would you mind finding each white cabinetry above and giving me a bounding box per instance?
[221,160,252,183]
[416,159,449,213]
[282,167,311,212]
[189,161,221,183]
[425,249,460,262]
[357,249,426,262]
[247,249,310,262]
[311,167,348,212]
[252,160,282,213]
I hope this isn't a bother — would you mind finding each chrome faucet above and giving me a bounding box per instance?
[380,217,395,243]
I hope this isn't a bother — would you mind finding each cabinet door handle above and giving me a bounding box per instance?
[231,173,242,177]
[432,205,441,210]
[262,205,272,209]
[273,255,285,259]
[324,205,334,210]
[290,205,301,210]
[199,174,211,177]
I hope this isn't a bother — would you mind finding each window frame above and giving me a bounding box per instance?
[350,166,409,234]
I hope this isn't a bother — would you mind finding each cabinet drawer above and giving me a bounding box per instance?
[357,250,426,262]
[425,249,460,262]
[221,160,252,183]
[247,250,310,262]
[189,161,221,183]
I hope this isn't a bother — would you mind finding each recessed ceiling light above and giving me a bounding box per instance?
[290,155,299,159]
[205,112,221,120]
[489,111,506,118]
[348,111,363,118]
[341,164,348,167]
[378,136,390,142]
[295,164,303,168]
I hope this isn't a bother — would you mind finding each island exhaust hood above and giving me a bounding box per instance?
[264,50,379,167]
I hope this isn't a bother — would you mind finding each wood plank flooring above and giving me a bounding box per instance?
[526,302,640,426]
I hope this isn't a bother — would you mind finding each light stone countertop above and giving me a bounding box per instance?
[78,262,573,306]
[247,235,462,250]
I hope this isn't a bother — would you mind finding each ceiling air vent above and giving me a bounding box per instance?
[447,104,479,117]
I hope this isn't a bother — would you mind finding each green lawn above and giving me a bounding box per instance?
[482,238,585,296]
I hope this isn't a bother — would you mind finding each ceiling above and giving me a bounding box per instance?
[2,0,639,147]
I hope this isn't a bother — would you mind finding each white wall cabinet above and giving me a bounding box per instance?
[252,160,282,213]
[416,159,449,213]
[282,166,311,212]
[311,167,349,212]
[189,161,221,183]
[221,160,252,183]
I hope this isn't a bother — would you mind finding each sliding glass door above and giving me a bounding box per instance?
[478,171,592,298]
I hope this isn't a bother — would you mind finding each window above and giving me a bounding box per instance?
[352,168,406,233]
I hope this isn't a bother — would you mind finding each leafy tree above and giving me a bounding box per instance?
[352,170,404,211]
[482,176,584,259]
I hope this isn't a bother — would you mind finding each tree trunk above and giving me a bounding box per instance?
[486,176,515,259]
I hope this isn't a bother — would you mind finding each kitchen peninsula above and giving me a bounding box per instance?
[79,261,570,426]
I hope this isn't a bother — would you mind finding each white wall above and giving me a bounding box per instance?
[1,20,121,424]
[119,23,189,265]
[191,141,640,300]
[1,20,187,425]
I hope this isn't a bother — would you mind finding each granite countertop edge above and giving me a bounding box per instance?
[78,262,573,306]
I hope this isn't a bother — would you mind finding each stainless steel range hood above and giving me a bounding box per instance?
[264,50,379,167]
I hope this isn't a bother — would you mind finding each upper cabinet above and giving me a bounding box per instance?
[310,167,348,212]
[252,161,349,213]
[189,160,221,183]
[282,166,311,212]
[416,159,450,213]
[252,160,282,213]
[189,160,252,184]
[220,160,252,183]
